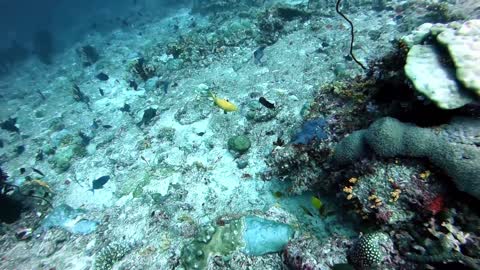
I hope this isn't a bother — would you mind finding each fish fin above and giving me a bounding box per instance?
[224,110,227,114]
[208,91,216,99]
[300,205,314,217]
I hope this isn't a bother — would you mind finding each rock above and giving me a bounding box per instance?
[236,159,248,169]
[228,135,251,154]
[174,101,212,125]
[284,235,350,270]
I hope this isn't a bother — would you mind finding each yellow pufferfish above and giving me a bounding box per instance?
[209,91,238,113]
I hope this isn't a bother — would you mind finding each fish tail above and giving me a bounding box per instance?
[208,90,216,99]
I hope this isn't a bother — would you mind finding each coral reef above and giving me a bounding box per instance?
[332,117,480,199]
[402,20,480,109]
[284,234,351,270]
[264,144,329,194]
[348,232,395,270]
[340,160,446,224]
[395,207,480,269]
[0,1,479,269]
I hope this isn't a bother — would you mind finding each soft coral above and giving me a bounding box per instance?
[426,195,445,215]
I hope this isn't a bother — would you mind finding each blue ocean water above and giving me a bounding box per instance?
[0,1,479,269]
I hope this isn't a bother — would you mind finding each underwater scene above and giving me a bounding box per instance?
[0,0,479,269]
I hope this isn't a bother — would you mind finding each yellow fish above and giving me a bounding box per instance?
[210,91,238,113]
[311,196,323,210]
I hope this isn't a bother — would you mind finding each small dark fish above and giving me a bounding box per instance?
[259,97,275,109]
[102,125,112,129]
[273,137,285,147]
[91,119,99,129]
[0,139,3,148]
[78,131,92,145]
[91,175,110,192]
[32,168,45,177]
[120,103,131,113]
[129,80,138,90]
[273,191,283,198]
[158,80,169,94]
[253,45,267,65]
[96,72,109,81]
[300,205,314,217]
[37,90,46,100]
[99,88,104,96]
[137,108,157,127]
[15,145,25,155]
[20,168,26,174]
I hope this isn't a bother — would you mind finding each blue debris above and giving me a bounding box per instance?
[70,219,98,234]
[39,204,97,235]
[291,118,327,144]
[243,216,294,256]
